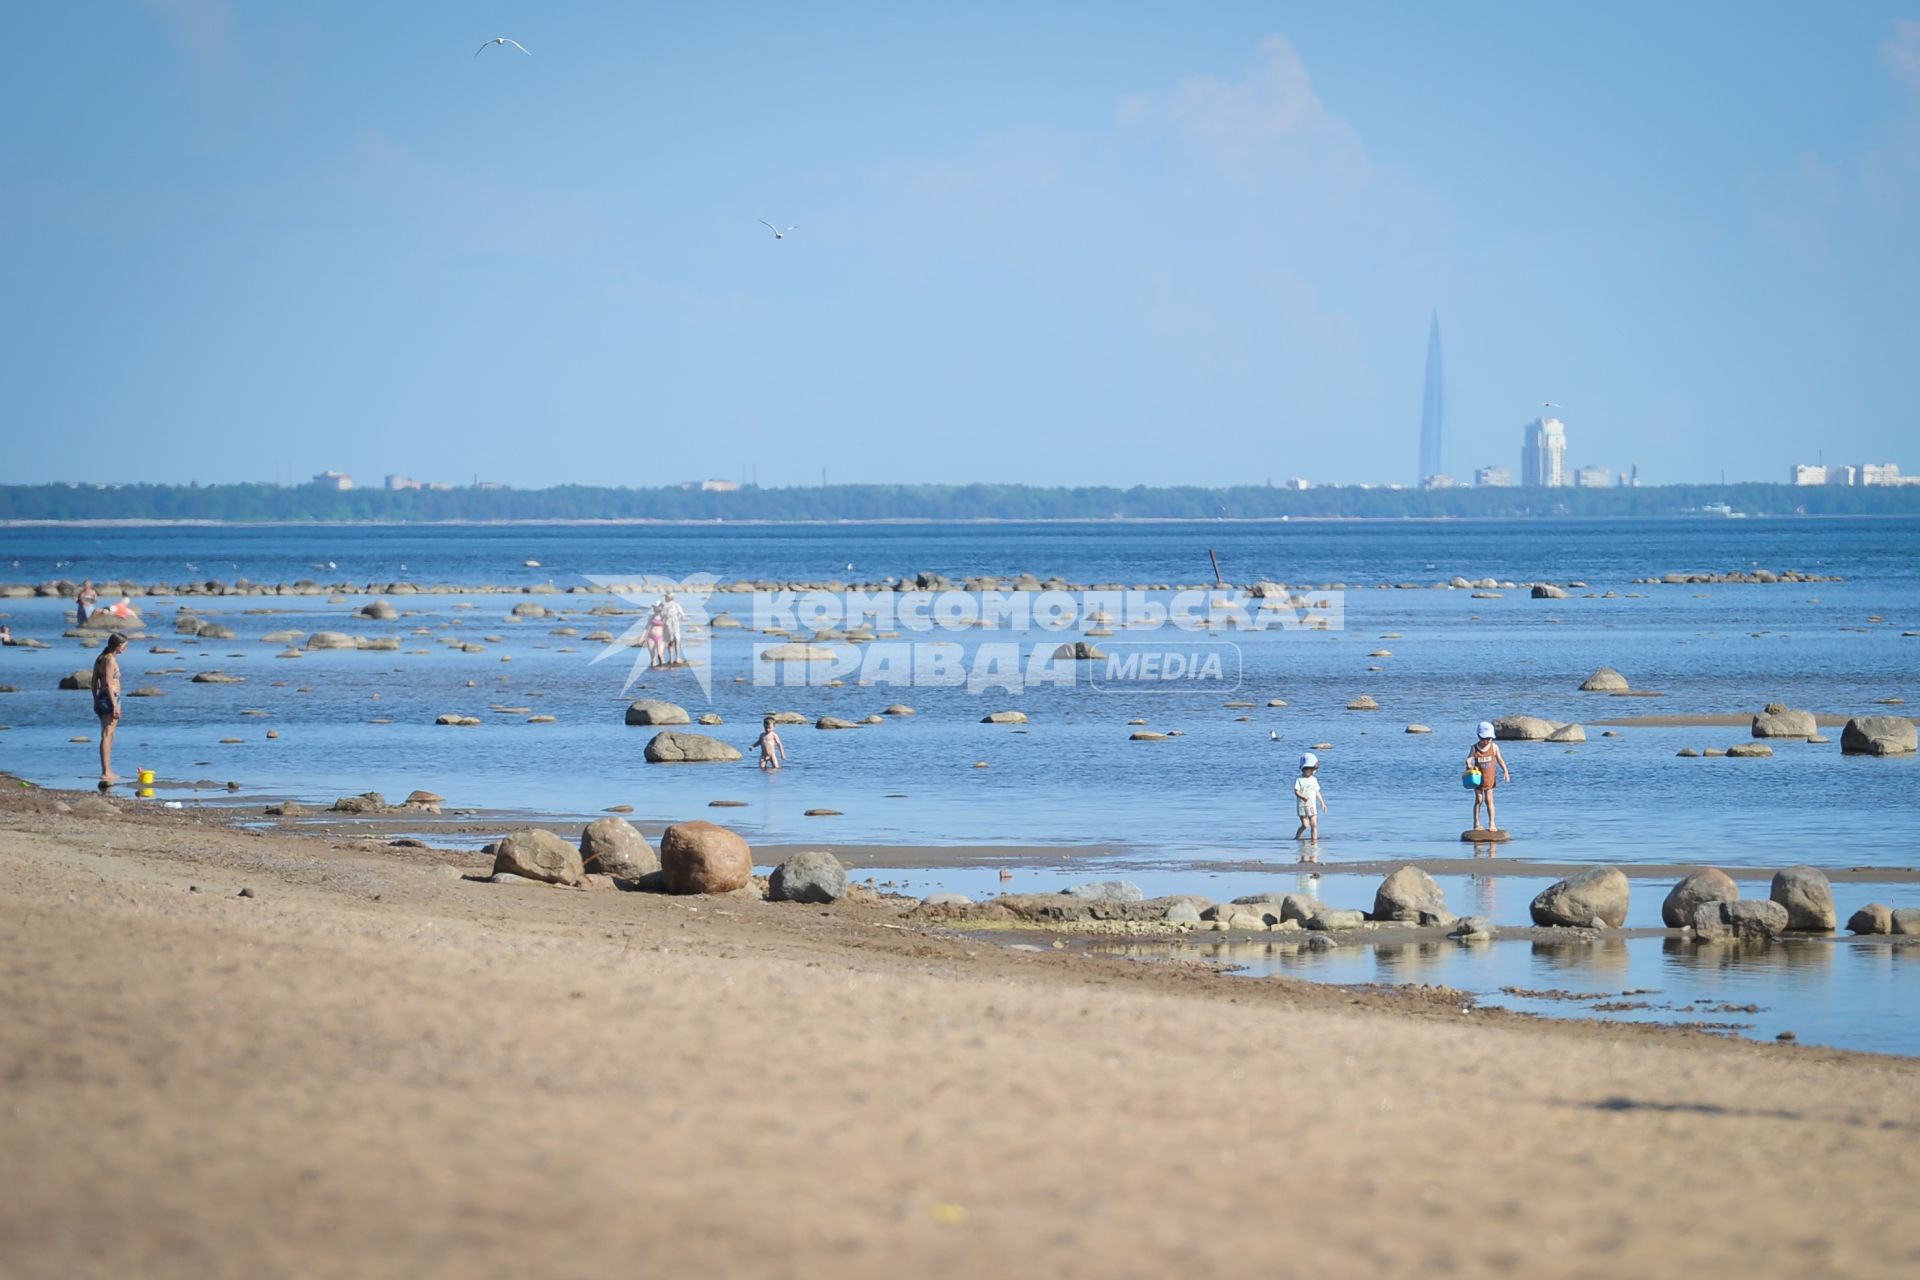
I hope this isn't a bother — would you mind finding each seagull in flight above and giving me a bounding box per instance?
[475,37,531,57]
[758,220,796,240]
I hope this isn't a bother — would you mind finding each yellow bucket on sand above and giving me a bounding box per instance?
[137,768,155,786]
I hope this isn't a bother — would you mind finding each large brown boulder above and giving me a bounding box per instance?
[491,828,586,887]
[1661,869,1738,927]
[1840,716,1917,756]
[578,816,659,878]
[659,821,753,895]
[1530,867,1629,928]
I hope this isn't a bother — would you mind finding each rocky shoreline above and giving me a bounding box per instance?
[0,563,1843,600]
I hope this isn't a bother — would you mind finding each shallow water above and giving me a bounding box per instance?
[1,519,1916,872]
[1082,933,1919,1058]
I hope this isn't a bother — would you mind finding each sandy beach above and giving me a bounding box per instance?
[2,784,1915,1279]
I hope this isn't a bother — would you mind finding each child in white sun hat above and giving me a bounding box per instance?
[1293,751,1327,851]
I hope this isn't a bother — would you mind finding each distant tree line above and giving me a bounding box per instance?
[1,481,1916,523]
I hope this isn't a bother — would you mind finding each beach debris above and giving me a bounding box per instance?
[491,828,585,887]
[625,699,691,726]
[1751,704,1817,738]
[1691,899,1787,942]
[1530,867,1629,928]
[1372,866,1452,925]
[660,821,753,895]
[1769,865,1836,931]
[579,816,659,878]
[1847,903,1892,935]
[1661,869,1738,927]
[769,851,848,903]
[643,731,741,764]
[1839,715,1917,756]
[1579,666,1630,692]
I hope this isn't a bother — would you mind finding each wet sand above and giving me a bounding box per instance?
[2,784,1916,1277]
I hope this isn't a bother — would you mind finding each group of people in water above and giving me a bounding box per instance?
[642,593,686,669]
[1289,720,1512,860]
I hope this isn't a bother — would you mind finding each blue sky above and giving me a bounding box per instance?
[3,2,1916,488]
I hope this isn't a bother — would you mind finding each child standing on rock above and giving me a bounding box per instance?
[1292,751,1326,851]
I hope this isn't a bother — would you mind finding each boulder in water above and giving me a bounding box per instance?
[1661,869,1738,927]
[1530,867,1629,928]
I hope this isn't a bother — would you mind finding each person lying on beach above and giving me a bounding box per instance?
[755,716,787,771]
[1467,721,1512,831]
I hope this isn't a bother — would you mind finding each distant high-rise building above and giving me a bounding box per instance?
[1791,464,1828,486]
[1573,465,1612,488]
[1417,312,1444,485]
[311,470,353,491]
[1474,465,1513,487]
[1520,417,1568,487]
[385,474,421,491]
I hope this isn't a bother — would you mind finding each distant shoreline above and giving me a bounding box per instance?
[2,512,1912,530]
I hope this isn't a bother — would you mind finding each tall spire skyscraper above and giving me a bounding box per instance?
[1418,311,1445,483]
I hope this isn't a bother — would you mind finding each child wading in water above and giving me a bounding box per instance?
[754,715,787,771]
[1292,751,1327,853]
[1467,720,1512,831]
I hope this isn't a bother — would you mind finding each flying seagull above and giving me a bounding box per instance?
[475,37,531,57]
[758,220,796,240]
